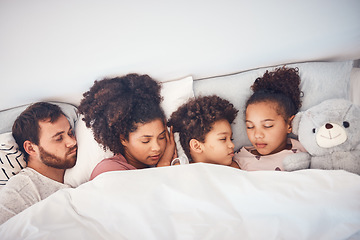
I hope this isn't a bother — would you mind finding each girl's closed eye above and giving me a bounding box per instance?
[246,124,254,129]
[56,136,63,142]
[264,125,273,128]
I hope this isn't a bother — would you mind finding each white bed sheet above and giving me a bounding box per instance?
[1,163,359,240]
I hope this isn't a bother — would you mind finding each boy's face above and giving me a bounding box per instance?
[198,119,235,166]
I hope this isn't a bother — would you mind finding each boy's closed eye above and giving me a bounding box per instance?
[219,135,233,141]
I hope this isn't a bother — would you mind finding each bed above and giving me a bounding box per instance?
[1,0,360,239]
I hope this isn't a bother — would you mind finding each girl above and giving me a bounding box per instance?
[78,74,176,180]
[233,67,307,171]
[168,95,239,167]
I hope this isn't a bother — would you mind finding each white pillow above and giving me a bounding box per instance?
[161,76,194,157]
[0,102,79,134]
[64,117,114,187]
[64,76,194,187]
[0,132,26,189]
[350,67,360,106]
[160,76,194,119]
[193,60,354,151]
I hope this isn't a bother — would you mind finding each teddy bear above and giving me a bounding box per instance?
[283,98,360,175]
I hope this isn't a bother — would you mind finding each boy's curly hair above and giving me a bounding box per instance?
[247,66,302,120]
[78,73,165,155]
[168,95,238,161]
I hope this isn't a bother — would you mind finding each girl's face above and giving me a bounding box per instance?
[198,119,235,166]
[121,119,167,169]
[245,101,292,156]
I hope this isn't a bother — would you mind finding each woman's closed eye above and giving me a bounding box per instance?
[56,135,63,142]
[141,138,151,144]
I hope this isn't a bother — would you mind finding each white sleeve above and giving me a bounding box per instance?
[171,155,189,165]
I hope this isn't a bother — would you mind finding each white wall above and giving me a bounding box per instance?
[1,0,360,110]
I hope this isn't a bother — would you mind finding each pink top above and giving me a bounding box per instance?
[90,154,136,180]
[233,138,306,171]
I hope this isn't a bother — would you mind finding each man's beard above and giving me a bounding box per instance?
[38,146,77,169]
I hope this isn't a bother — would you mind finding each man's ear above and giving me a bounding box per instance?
[23,140,38,156]
[189,139,202,153]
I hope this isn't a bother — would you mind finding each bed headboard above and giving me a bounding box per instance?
[1,0,360,111]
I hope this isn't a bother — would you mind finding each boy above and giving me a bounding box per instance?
[167,95,239,167]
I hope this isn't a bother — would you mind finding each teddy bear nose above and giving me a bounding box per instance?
[325,123,333,129]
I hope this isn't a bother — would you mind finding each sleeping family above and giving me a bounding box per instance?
[0,66,307,224]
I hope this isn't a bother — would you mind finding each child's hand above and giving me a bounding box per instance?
[157,126,177,167]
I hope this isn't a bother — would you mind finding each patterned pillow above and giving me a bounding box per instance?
[0,132,26,188]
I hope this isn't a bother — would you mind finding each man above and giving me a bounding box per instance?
[0,102,77,224]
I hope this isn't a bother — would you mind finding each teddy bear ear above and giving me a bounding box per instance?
[291,112,303,135]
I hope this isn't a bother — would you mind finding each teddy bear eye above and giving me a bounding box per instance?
[312,128,316,133]
[343,121,350,128]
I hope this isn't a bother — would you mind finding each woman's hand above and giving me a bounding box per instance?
[157,126,177,167]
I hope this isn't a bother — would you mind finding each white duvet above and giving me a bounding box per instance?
[1,163,359,240]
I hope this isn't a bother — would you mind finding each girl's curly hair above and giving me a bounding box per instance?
[168,95,238,161]
[247,66,302,120]
[78,73,165,155]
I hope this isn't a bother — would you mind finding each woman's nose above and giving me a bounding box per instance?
[151,141,161,151]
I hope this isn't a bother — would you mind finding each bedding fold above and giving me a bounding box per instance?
[0,163,359,240]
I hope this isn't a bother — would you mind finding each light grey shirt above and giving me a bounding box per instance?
[0,167,70,225]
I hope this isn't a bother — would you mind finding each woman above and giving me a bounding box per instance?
[78,73,175,180]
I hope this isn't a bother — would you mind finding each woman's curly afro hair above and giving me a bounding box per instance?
[78,73,165,155]
[247,66,302,120]
[168,95,238,161]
